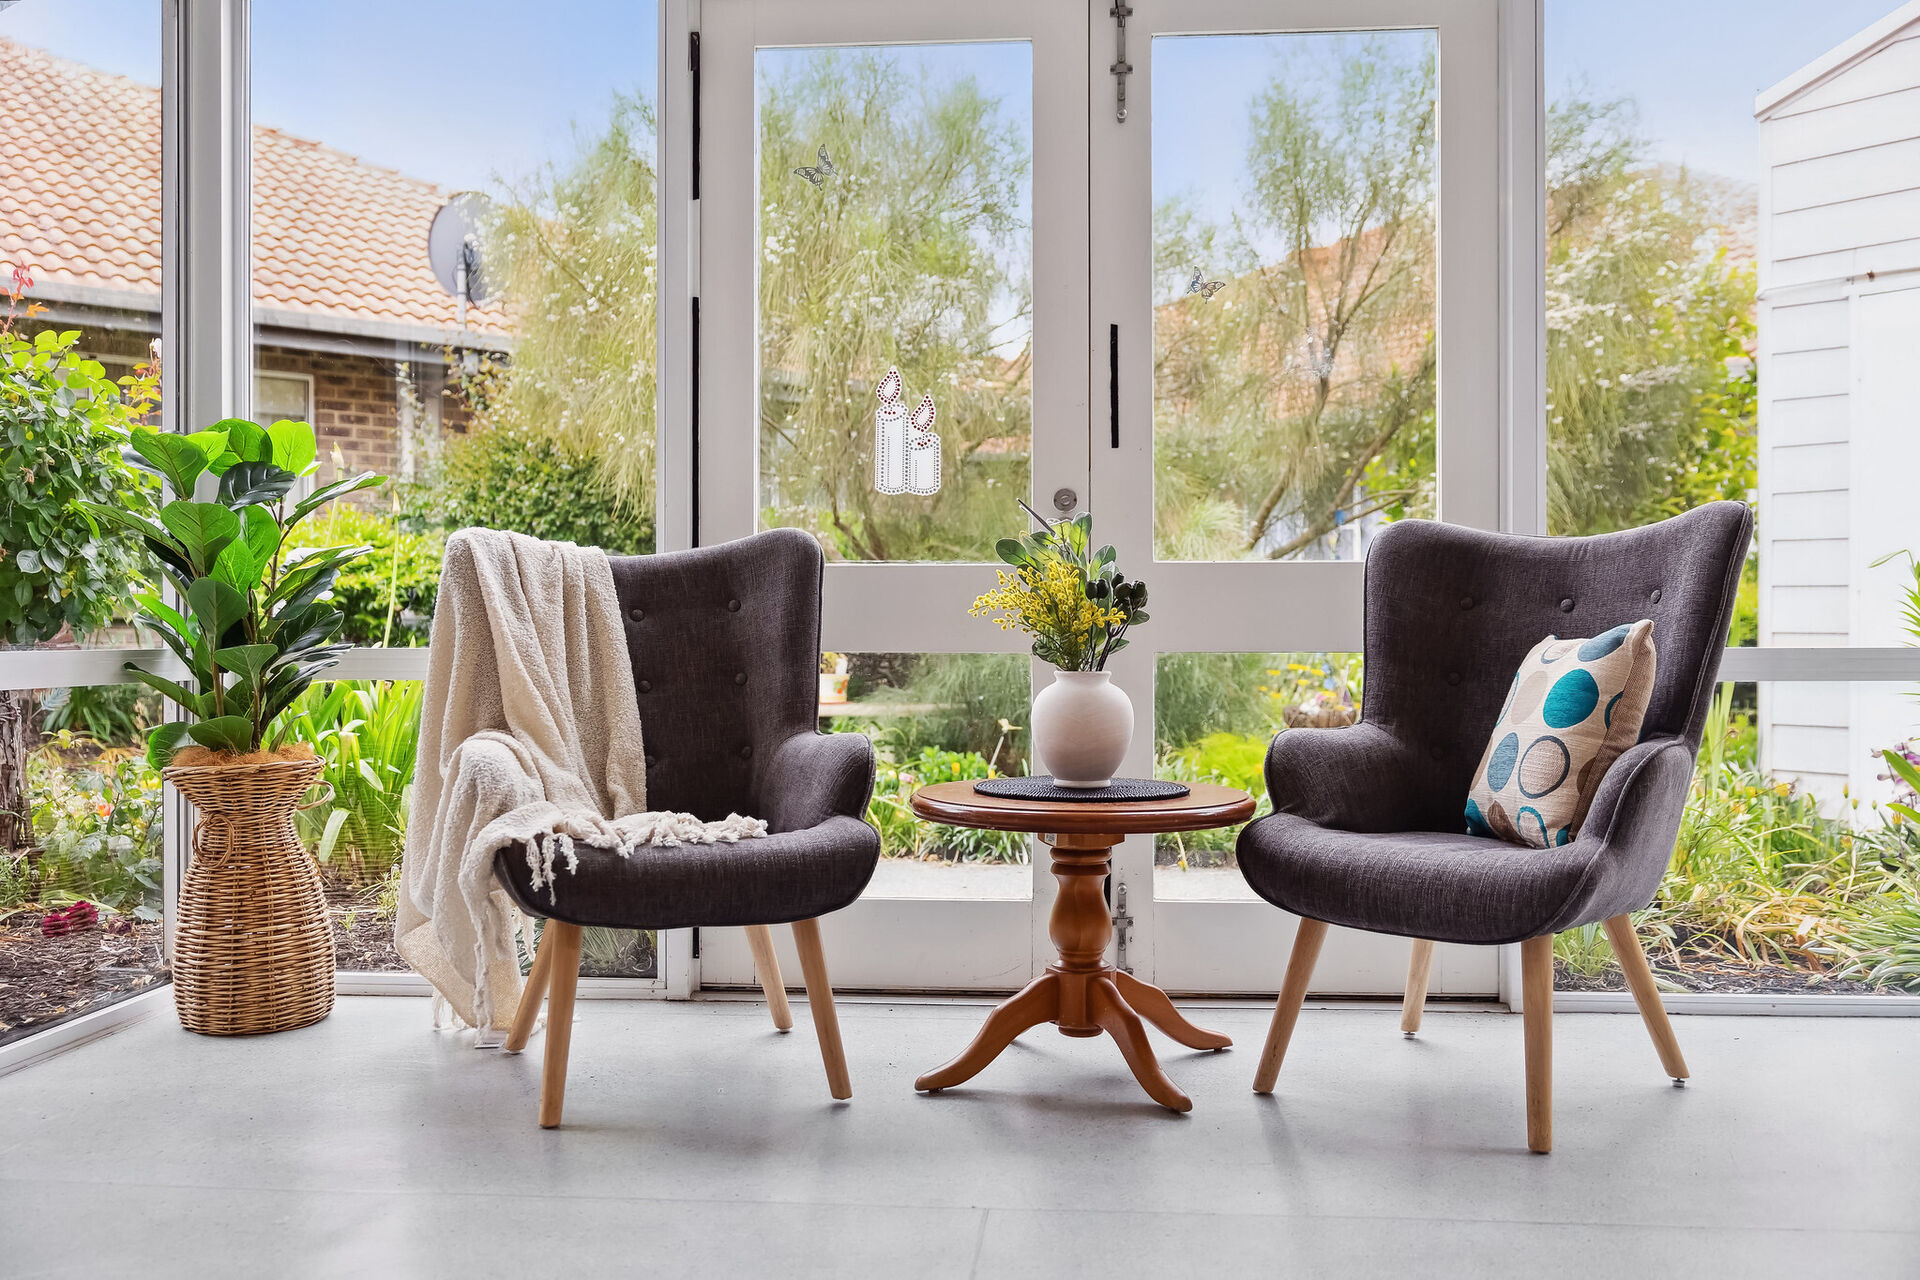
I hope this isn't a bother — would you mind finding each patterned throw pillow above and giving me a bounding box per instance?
[1465,620,1657,849]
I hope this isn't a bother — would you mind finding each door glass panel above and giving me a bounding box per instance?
[1152,31,1437,562]
[820,652,1032,899]
[757,43,1033,562]
[1153,651,1362,901]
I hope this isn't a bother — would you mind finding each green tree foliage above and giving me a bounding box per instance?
[1153,39,1437,561]
[452,93,661,530]
[0,328,158,645]
[423,417,653,554]
[758,52,1031,561]
[1544,97,1756,535]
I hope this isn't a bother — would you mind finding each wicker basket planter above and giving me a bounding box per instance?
[164,756,336,1036]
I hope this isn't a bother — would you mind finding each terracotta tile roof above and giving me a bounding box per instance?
[0,37,509,344]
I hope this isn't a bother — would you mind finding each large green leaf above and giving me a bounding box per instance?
[207,418,272,465]
[217,460,298,509]
[186,577,248,650]
[288,472,383,525]
[267,420,319,476]
[214,643,278,688]
[181,428,234,478]
[159,500,240,573]
[187,715,255,754]
[129,428,218,497]
[146,721,193,770]
[994,538,1029,568]
[123,663,208,717]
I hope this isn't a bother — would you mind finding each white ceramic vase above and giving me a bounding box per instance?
[1030,669,1134,788]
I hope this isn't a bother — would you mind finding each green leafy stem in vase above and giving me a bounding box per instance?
[72,418,386,767]
[971,500,1148,672]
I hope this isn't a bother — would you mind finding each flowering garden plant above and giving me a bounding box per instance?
[970,502,1148,671]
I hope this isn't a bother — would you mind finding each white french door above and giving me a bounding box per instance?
[695,0,1090,989]
[1092,0,1503,995]
[693,0,1506,996]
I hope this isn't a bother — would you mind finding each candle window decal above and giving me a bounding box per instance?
[873,367,942,496]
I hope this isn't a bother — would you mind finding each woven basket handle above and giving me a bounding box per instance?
[295,780,336,812]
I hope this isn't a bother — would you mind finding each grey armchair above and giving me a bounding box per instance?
[495,529,881,1127]
[1236,501,1753,1152]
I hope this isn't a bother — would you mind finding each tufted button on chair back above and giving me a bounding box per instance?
[606,529,823,821]
[1358,501,1753,834]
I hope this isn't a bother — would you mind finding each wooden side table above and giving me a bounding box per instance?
[909,780,1256,1112]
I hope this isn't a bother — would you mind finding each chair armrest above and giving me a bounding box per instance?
[762,732,877,834]
[1264,721,1433,833]
[1542,734,1698,931]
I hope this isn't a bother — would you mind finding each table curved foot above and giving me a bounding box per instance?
[914,973,1060,1092]
[1091,976,1193,1112]
[1111,969,1232,1051]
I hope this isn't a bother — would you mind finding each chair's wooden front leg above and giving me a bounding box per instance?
[1254,917,1328,1094]
[791,917,851,1100]
[539,922,584,1129]
[1602,914,1689,1082]
[745,924,794,1032]
[1401,939,1435,1036]
[1521,934,1554,1154]
[504,919,559,1053]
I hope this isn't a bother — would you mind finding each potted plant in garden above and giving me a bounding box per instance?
[970,503,1147,788]
[819,651,849,705]
[73,417,385,1035]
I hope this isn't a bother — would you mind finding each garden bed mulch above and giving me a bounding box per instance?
[1555,955,1901,997]
[325,884,408,972]
[0,912,168,1047]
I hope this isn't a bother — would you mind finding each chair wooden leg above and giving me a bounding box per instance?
[791,917,851,1100]
[1253,917,1328,1094]
[538,922,584,1130]
[503,920,558,1053]
[1521,934,1554,1154]
[745,924,793,1032]
[1602,914,1689,1082]
[1401,939,1435,1036]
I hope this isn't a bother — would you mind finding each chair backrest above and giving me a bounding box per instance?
[1359,501,1753,832]
[606,529,823,820]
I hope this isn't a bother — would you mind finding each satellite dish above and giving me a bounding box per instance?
[427,192,498,315]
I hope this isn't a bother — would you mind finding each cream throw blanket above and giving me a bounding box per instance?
[395,529,765,1037]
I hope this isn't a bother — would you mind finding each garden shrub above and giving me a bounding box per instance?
[868,746,1028,864]
[24,741,163,919]
[289,503,445,646]
[424,420,654,554]
[281,680,422,886]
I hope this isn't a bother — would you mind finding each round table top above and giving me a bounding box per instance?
[910,780,1256,836]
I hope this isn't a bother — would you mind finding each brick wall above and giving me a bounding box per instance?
[256,344,472,486]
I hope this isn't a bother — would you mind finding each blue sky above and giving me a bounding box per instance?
[2,1,1906,209]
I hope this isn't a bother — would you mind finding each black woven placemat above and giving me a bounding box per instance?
[973,777,1190,803]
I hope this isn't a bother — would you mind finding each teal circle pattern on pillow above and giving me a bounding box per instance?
[1578,624,1632,660]
[1542,669,1599,728]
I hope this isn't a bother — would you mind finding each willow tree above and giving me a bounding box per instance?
[447,94,660,542]
[1543,96,1756,536]
[758,52,1031,562]
[1153,40,1437,562]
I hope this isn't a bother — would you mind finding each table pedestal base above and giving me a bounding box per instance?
[913,833,1230,1112]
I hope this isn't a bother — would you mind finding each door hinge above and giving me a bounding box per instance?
[1108,3,1134,123]
[1112,881,1134,974]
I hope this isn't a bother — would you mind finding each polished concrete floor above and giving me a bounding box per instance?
[2,995,1915,1278]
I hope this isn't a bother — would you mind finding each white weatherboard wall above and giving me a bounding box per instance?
[1756,3,1920,811]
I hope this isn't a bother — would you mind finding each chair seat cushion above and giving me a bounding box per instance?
[1236,812,1602,946]
[494,814,880,931]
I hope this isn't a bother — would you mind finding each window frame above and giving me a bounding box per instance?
[2,0,1914,1017]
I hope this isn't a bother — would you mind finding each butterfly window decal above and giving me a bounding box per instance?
[873,367,942,496]
[794,145,837,188]
[1186,269,1225,301]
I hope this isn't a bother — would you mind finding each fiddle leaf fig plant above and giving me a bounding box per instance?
[71,418,386,769]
